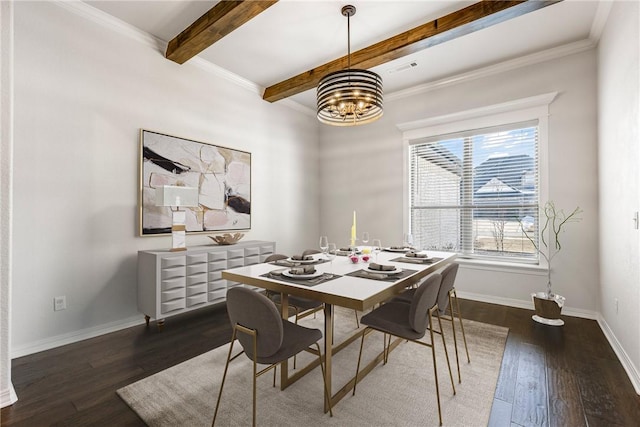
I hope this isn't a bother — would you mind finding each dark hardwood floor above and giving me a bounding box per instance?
[2,300,638,426]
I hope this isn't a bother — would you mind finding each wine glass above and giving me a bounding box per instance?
[372,239,382,262]
[327,243,337,271]
[403,233,414,249]
[319,236,329,258]
[362,232,370,247]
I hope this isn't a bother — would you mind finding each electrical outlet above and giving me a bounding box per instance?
[615,298,619,314]
[54,296,66,311]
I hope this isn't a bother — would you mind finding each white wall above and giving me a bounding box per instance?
[597,0,640,392]
[320,49,600,316]
[8,1,319,355]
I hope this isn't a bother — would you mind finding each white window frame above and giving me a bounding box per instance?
[397,92,557,269]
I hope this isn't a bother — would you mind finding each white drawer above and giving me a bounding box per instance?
[161,299,186,314]
[161,256,186,269]
[245,255,260,265]
[187,263,207,276]
[187,253,208,265]
[161,287,185,303]
[187,275,207,287]
[260,245,274,254]
[244,246,260,257]
[209,260,227,272]
[161,266,185,280]
[228,248,244,259]
[208,279,227,291]
[208,289,227,303]
[161,277,185,292]
[208,251,227,262]
[187,283,207,296]
[187,294,208,307]
[227,258,244,268]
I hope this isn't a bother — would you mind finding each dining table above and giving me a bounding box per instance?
[222,248,457,412]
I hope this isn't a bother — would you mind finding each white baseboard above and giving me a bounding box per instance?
[459,291,639,395]
[597,315,640,395]
[457,291,598,320]
[11,315,145,359]
[0,383,18,408]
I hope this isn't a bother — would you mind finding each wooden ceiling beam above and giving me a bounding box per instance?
[263,0,561,103]
[166,0,278,65]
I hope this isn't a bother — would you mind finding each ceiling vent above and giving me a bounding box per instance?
[388,62,418,74]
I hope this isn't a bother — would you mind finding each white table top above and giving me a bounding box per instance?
[222,250,457,311]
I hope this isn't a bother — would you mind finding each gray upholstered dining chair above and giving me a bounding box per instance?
[212,287,332,426]
[352,272,455,426]
[391,262,470,383]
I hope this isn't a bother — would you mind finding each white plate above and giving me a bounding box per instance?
[384,247,410,252]
[282,269,323,279]
[286,257,316,264]
[365,267,401,275]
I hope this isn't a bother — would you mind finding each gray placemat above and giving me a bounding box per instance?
[390,256,443,265]
[346,268,418,282]
[269,258,330,267]
[260,270,341,287]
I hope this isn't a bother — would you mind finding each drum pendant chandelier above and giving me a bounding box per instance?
[317,5,383,126]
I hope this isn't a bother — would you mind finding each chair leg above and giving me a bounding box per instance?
[448,292,461,384]
[434,309,456,397]
[212,328,237,427]
[428,313,443,426]
[251,331,258,427]
[453,289,471,363]
[353,327,368,396]
[315,343,333,417]
[354,309,360,328]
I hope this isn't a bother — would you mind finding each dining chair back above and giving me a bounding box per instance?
[409,273,442,333]
[213,287,333,426]
[436,262,459,314]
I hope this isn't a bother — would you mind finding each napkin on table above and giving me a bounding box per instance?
[289,265,316,275]
[368,263,396,271]
[405,252,428,258]
[291,255,314,261]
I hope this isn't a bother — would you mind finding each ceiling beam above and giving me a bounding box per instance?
[166,0,278,65]
[263,0,561,103]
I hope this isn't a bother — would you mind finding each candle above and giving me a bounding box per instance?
[350,211,357,246]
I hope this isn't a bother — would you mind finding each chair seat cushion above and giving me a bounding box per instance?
[271,294,323,310]
[360,302,426,341]
[255,320,322,365]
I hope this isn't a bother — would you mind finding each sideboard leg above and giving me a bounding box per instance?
[157,318,165,331]
[144,315,150,327]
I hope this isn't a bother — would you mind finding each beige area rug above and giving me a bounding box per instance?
[118,308,508,426]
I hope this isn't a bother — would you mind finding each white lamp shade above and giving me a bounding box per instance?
[155,185,199,207]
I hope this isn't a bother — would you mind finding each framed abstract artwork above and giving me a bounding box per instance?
[139,129,251,236]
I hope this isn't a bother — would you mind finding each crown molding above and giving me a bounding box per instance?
[52,1,312,114]
[50,2,600,121]
[387,38,595,103]
[589,0,614,42]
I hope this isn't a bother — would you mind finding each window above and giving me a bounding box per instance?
[409,120,539,262]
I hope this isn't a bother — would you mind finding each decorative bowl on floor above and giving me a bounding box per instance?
[208,233,244,245]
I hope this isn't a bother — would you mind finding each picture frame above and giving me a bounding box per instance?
[139,129,251,236]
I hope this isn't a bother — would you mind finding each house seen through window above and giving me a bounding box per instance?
[409,120,539,262]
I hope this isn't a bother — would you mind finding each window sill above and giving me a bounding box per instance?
[456,257,548,275]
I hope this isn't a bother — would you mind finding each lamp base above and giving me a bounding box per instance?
[171,211,187,251]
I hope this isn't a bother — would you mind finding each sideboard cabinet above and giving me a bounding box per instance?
[137,240,275,327]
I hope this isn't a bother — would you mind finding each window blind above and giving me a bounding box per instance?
[409,120,539,262]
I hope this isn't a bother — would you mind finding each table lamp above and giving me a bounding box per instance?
[156,185,199,251]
